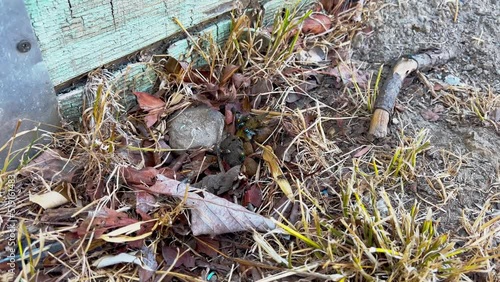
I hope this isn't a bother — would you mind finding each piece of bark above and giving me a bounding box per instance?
[369,49,456,138]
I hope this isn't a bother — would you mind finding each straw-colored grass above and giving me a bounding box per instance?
[1,1,498,281]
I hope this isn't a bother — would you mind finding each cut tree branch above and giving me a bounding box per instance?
[368,48,456,138]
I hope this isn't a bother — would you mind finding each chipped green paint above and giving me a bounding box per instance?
[24,0,245,86]
[57,19,232,123]
[50,0,315,122]
[25,0,313,86]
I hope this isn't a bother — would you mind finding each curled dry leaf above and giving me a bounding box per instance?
[122,166,158,186]
[93,252,153,270]
[302,13,331,35]
[139,175,276,236]
[258,144,294,201]
[30,190,69,209]
[133,92,165,127]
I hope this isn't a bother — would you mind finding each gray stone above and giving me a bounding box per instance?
[167,106,224,150]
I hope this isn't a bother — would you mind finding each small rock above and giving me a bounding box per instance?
[489,107,500,122]
[376,198,388,217]
[167,106,224,150]
[464,64,475,71]
[242,157,259,178]
[444,74,461,86]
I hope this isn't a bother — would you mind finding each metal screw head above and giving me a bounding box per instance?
[16,40,31,53]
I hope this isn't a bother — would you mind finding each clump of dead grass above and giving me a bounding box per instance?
[1,1,499,281]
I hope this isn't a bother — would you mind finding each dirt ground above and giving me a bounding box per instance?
[353,0,500,246]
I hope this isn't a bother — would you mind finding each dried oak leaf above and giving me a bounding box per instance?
[327,63,370,89]
[133,92,165,127]
[140,175,275,236]
[243,185,263,207]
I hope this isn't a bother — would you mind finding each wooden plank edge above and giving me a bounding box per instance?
[57,0,316,125]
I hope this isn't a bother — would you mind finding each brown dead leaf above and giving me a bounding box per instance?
[75,208,139,238]
[163,56,183,77]
[23,149,78,182]
[326,63,370,89]
[133,92,165,127]
[161,246,195,268]
[184,153,218,180]
[302,13,331,35]
[133,92,165,112]
[352,146,372,158]
[122,167,158,186]
[220,65,240,86]
[243,185,263,207]
[251,78,273,95]
[139,175,276,236]
[232,73,251,89]
[433,83,444,91]
[195,236,220,258]
[258,144,294,201]
[136,191,156,216]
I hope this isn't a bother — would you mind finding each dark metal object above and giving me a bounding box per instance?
[0,0,60,169]
[16,40,32,53]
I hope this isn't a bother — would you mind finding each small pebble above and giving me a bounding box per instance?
[464,64,475,71]
[444,74,461,86]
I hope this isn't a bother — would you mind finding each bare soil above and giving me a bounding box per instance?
[343,0,499,247]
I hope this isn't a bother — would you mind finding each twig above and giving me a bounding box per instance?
[369,48,456,138]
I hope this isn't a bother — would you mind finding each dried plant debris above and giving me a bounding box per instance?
[1,0,499,281]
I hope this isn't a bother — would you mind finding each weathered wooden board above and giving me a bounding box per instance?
[24,0,247,86]
[51,0,315,123]
[26,0,314,87]
[58,19,232,125]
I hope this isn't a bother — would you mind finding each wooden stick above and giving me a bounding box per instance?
[368,48,456,138]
